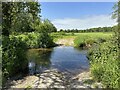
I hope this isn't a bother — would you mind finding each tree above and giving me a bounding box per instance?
[2,2,41,35]
[43,19,57,33]
[60,29,63,32]
[2,2,41,84]
[37,22,54,48]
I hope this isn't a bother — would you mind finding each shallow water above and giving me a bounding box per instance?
[27,46,89,74]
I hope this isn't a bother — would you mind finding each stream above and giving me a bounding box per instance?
[7,46,102,88]
[27,46,89,75]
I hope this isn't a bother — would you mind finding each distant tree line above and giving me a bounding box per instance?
[59,26,116,33]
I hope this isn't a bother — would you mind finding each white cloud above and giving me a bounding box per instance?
[51,15,117,30]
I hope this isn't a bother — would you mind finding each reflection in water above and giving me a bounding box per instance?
[27,46,89,74]
[50,46,89,73]
[27,49,52,74]
[29,61,35,75]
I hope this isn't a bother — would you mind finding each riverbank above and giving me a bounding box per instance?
[5,68,103,89]
[55,38,75,46]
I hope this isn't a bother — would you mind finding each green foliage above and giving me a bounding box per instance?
[38,33,54,48]
[2,1,49,87]
[87,2,120,88]
[2,2,41,35]
[35,19,57,33]
[14,32,40,48]
[74,33,111,48]
[35,20,55,48]
[58,26,114,33]
[11,13,34,33]
[43,19,57,33]
[0,46,2,88]
[74,35,87,47]
[50,32,64,42]
[88,39,120,88]
[11,32,55,49]
[71,32,75,36]
[59,31,66,35]
[2,36,28,78]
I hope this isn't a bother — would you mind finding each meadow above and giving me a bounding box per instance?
[51,32,113,47]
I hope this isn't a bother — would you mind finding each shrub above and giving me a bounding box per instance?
[97,38,106,43]
[74,35,87,47]
[91,63,105,82]
[60,31,66,35]
[2,36,28,78]
[11,32,55,49]
[38,32,54,48]
[74,36,96,48]
[85,39,96,45]
[0,34,1,82]
[88,39,120,88]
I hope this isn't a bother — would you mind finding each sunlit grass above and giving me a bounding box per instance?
[51,32,113,46]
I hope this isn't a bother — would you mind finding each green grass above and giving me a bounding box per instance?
[74,32,113,47]
[51,32,76,42]
[51,32,113,46]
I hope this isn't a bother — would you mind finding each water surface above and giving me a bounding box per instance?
[27,46,89,74]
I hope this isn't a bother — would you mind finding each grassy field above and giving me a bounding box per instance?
[51,32,113,47]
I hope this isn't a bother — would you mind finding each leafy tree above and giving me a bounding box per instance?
[60,29,63,32]
[2,2,41,35]
[43,19,57,33]
[37,22,54,48]
[2,2,41,85]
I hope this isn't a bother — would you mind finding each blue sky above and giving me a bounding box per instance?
[40,2,117,30]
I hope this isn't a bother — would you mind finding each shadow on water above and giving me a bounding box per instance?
[27,46,89,75]
[27,49,52,75]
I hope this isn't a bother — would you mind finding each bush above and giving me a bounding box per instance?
[38,32,54,48]
[97,38,106,43]
[91,63,105,82]
[0,32,1,85]
[74,35,87,47]
[2,36,28,78]
[26,32,40,48]
[88,39,120,88]
[85,39,96,45]
[74,36,96,48]
[60,31,66,35]
[11,32,55,49]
